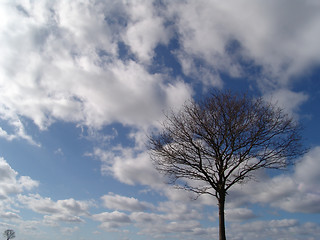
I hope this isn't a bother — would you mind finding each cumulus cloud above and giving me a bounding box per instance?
[61,226,79,235]
[1,0,317,150]
[227,147,320,214]
[122,0,172,63]
[295,147,320,192]
[18,194,91,224]
[92,190,210,237]
[99,193,209,238]
[0,127,16,142]
[0,0,319,145]
[0,211,21,220]
[0,0,192,141]
[91,147,164,187]
[275,147,320,213]
[0,157,39,198]
[130,209,211,239]
[132,214,214,239]
[263,89,309,117]
[166,0,320,88]
[0,112,40,146]
[0,157,41,225]
[225,208,257,222]
[101,192,154,212]
[228,219,320,240]
[92,135,320,224]
[92,211,131,231]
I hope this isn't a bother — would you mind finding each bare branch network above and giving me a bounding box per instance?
[148,90,306,240]
[3,229,15,240]
[149,91,305,197]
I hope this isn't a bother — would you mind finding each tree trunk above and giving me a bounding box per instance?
[218,193,226,240]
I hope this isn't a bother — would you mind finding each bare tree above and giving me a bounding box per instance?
[3,229,15,240]
[148,90,306,240]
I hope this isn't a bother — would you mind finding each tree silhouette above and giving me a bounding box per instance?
[148,90,306,240]
[3,229,15,240]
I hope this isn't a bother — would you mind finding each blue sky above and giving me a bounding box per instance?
[0,0,320,239]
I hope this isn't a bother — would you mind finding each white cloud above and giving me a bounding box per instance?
[54,0,117,53]
[127,194,212,238]
[166,0,320,88]
[92,211,131,223]
[0,211,21,220]
[132,216,212,239]
[0,127,16,141]
[91,191,211,238]
[0,111,40,146]
[18,194,91,224]
[274,147,320,213]
[263,89,309,117]
[0,0,318,145]
[61,226,79,235]
[174,50,225,89]
[295,146,320,191]
[228,219,320,240]
[0,157,39,198]
[92,211,131,231]
[18,176,39,191]
[130,211,163,224]
[44,214,85,224]
[227,147,320,214]
[157,201,202,221]
[123,0,171,63]
[101,193,154,212]
[18,194,59,214]
[108,150,156,186]
[0,0,192,140]
[225,208,257,222]
[92,146,164,188]
[54,148,64,156]
[15,219,41,235]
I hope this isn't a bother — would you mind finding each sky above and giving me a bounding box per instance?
[0,0,320,239]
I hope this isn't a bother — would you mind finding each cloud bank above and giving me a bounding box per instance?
[1,0,320,139]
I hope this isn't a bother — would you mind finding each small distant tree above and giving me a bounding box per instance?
[148,90,306,240]
[3,229,15,240]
